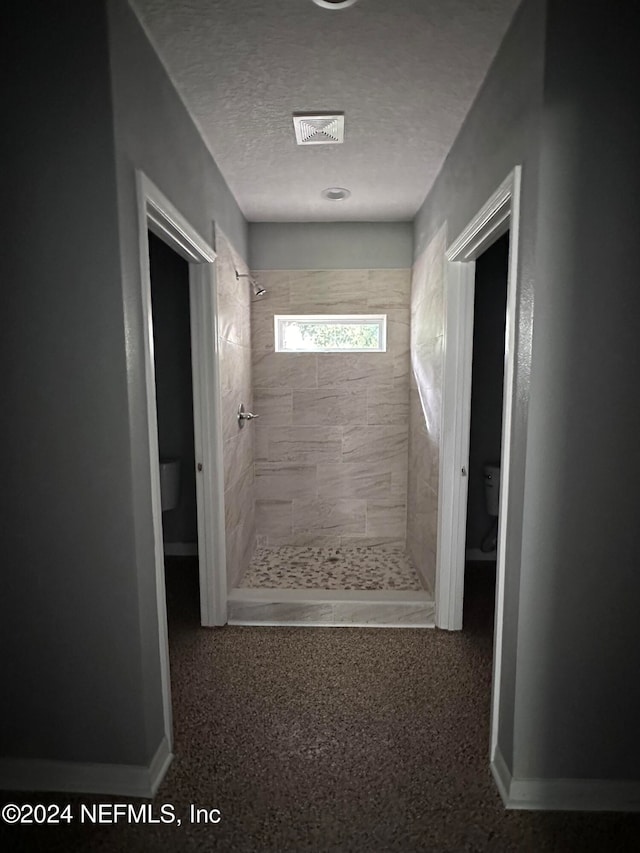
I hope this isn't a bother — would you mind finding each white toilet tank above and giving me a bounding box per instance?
[483,463,501,518]
[159,458,180,512]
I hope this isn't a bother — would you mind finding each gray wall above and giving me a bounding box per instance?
[416,0,640,788]
[149,233,198,546]
[107,0,249,763]
[249,222,413,270]
[513,0,640,781]
[1,0,249,776]
[466,234,508,552]
[413,0,546,770]
[0,3,148,765]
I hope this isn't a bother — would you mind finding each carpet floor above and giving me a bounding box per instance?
[2,559,639,852]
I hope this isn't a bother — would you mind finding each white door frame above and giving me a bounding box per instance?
[135,171,228,744]
[436,167,521,749]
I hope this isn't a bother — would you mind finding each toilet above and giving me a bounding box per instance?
[159,458,180,512]
[483,463,501,518]
[481,463,500,553]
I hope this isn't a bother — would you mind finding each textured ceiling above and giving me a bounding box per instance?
[129,0,521,221]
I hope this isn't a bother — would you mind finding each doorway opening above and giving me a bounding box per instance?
[463,232,509,627]
[135,171,227,763]
[148,232,201,629]
[436,167,522,769]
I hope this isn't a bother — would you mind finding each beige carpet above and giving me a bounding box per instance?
[2,560,639,852]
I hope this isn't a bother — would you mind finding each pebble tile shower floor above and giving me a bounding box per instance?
[239,546,425,591]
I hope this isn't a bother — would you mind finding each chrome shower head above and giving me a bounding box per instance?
[235,269,266,298]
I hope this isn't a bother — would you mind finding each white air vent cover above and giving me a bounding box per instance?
[293,114,344,145]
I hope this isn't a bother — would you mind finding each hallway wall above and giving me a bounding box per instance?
[106,0,249,767]
[216,229,256,587]
[412,0,545,771]
[1,0,147,770]
[513,0,640,785]
[250,268,411,549]
[414,0,640,800]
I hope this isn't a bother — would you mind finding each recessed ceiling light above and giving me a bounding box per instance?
[321,187,351,201]
[312,0,359,9]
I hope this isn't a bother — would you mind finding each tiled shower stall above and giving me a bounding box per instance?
[216,230,443,622]
[251,269,410,543]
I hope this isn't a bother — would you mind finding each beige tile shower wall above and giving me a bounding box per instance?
[407,225,447,594]
[251,269,410,549]
[216,228,256,587]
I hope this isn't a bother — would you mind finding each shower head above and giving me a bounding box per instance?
[235,269,266,298]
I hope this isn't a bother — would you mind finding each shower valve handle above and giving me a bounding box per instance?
[237,403,259,426]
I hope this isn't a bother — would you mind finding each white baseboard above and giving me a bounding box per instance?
[466,547,497,562]
[0,736,172,798]
[491,746,640,811]
[163,542,198,557]
[490,744,514,804]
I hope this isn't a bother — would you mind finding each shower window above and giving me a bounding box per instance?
[274,314,387,353]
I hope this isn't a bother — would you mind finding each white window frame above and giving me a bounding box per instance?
[274,314,387,353]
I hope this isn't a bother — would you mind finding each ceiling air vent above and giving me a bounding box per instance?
[293,113,344,145]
